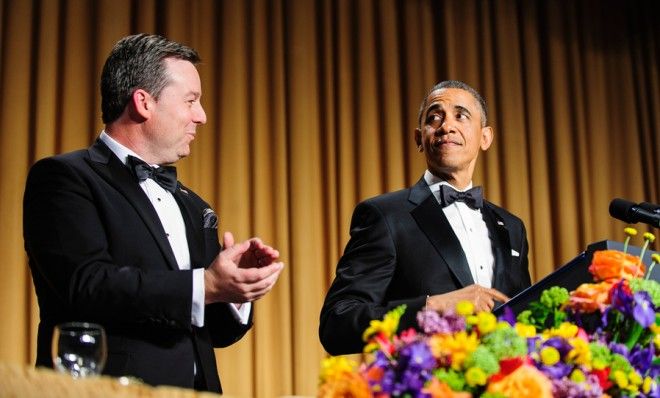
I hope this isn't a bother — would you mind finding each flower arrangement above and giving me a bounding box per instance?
[318,230,660,397]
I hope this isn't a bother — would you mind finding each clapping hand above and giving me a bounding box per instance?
[204,232,284,304]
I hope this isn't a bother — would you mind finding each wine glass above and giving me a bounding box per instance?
[52,322,107,378]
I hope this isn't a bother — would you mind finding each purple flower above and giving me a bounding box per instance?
[399,368,429,392]
[399,341,436,371]
[629,345,657,376]
[610,281,634,314]
[551,375,603,398]
[538,362,573,379]
[527,336,541,354]
[543,337,572,357]
[498,306,517,326]
[609,342,629,357]
[632,291,656,328]
[379,368,396,393]
[416,309,465,334]
[372,350,391,368]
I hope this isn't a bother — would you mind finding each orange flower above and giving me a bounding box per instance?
[567,281,614,313]
[486,364,553,398]
[589,250,644,281]
[318,371,372,398]
[423,378,472,398]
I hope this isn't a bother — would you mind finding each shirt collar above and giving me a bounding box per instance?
[99,131,148,166]
[423,169,473,193]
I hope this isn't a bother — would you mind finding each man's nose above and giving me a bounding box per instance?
[439,117,457,133]
[194,103,207,125]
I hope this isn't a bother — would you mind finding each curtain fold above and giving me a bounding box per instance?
[1,0,658,396]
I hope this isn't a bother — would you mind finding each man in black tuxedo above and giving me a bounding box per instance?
[320,80,531,355]
[23,34,284,392]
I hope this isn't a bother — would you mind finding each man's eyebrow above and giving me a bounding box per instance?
[426,103,441,115]
[454,105,472,116]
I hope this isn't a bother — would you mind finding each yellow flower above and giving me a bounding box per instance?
[652,253,660,264]
[540,347,560,366]
[465,367,488,386]
[319,356,357,382]
[318,356,371,398]
[643,376,655,394]
[430,331,479,370]
[643,232,656,243]
[515,323,537,338]
[542,322,578,339]
[613,370,628,389]
[650,322,660,334]
[486,365,553,398]
[362,305,404,341]
[496,320,513,330]
[476,312,497,334]
[628,370,643,386]
[567,337,591,367]
[456,301,474,316]
[466,315,478,326]
[624,227,638,237]
[570,369,586,383]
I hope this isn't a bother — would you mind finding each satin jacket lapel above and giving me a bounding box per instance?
[85,139,180,271]
[173,189,205,270]
[409,179,474,287]
[481,203,513,293]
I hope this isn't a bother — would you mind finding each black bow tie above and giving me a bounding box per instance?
[127,155,178,193]
[439,185,483,209]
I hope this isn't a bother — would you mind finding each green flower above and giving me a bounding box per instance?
[589,342,611,370]
[464,346,500,377]
[629,278,660,307]
[481,327,528,360]
[464,366,487,387]
[610,353,633,375]
[481,393,507,398]
[540,286,570,308]
[433,368,466,391]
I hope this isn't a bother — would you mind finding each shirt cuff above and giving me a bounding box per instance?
[191,268,205,327]
[229,302,252,325]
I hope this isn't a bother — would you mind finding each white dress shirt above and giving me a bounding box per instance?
[99,132,250,326]
[424,170,495,288]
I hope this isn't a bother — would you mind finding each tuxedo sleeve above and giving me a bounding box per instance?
[24,157,192,329]
[319,201,427,355]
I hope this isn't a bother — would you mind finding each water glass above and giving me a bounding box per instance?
[52,322,107,378]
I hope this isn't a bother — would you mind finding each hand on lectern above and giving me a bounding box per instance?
[426,284,510,313]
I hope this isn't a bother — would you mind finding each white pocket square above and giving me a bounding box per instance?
[511,249,520,257]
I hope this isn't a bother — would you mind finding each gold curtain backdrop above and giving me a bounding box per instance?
[0,0,658,396]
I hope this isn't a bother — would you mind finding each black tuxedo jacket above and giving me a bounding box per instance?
[23,139,251,392]
[319,177,531,355]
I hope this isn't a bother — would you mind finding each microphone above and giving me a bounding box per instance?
[640,202,660,213]
[609,198,660,228]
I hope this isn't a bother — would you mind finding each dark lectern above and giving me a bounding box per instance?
[493,240,659,316]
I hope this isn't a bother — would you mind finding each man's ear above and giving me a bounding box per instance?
[414,128,423,151]
[129,89,152,121]
[480,126,493,151]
